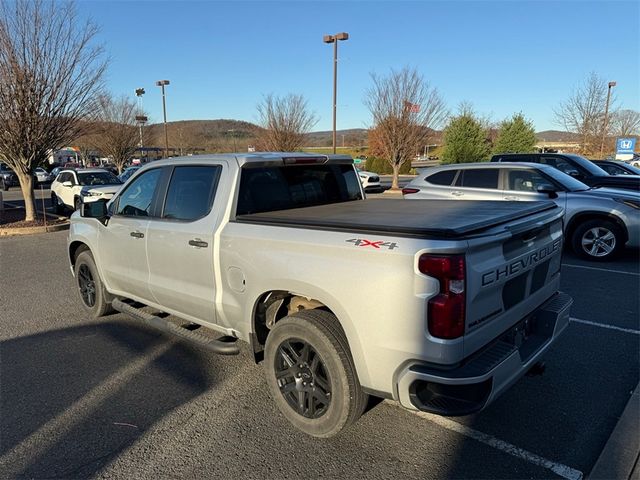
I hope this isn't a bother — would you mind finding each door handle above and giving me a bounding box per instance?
[505,195,519,201]
[451,191,464,197]
[189,239,208,248]
[130,231,144,239]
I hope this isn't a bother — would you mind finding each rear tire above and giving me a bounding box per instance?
[264,309,367,438]
[571,219,624,261]
[74,250,113,318]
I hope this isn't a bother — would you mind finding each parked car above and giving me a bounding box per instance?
[402,162,640,260]
[491,153,640,191]
[69,153,571,437]
[356,169,383,193]
[592,160,640,176]
[118,166,140,183]
[34,167,54,184]
[51,168,123,213]
[0,163,18,191]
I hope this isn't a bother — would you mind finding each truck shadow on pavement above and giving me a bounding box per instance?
[0,320,219,478]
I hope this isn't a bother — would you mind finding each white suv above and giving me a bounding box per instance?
[51,169,123,213]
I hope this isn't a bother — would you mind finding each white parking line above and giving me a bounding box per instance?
[563,263,640,276]
[387,402,583,480]
[570,317,640,335]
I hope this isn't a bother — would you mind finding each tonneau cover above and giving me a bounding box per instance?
[235,199,558,239]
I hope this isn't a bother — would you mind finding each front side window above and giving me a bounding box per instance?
[507,169,553,192]
[116,169,162,217]
[457,169,499,189]
[162,166,221,221]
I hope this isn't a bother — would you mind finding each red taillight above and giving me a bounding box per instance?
[419,254,466,339]
[402,187,420,195]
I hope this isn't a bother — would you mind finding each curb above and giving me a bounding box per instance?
[1,201,69,236]
[0,221,69,236]
[589,383,640,479]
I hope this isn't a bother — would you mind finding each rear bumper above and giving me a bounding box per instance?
[395,292,572,415]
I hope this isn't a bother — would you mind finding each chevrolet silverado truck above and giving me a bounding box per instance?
[68,153,572,437]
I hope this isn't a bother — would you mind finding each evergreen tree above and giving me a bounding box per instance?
[493,113,537,153]
[441,113,490,164]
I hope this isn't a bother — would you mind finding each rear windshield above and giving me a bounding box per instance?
[236,164,363,215]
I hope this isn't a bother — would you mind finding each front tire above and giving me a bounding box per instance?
[74,250,113,318]
[74,196,81,211]
[264,309,367,438]
[571,219,624,261]
[51,193,64,215]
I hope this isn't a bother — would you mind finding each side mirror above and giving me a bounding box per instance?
[80,199,108,223]
[536,184,558,199]
[62,181,73,187]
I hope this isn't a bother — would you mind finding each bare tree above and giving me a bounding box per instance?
[255,94,318,151]
[364,67,447,189]
[612,109,640,137]
[91,95,140,173]
[554,72,616,155]
[0,0,107,222]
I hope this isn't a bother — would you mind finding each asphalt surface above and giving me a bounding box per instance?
[0,206,638,478]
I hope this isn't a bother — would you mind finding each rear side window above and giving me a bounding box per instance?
[236,164,362,215]
[162,166,221,221]
[456,169,499,189]
[426,170,457,186]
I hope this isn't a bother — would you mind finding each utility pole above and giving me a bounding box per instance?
[600,81,616,157]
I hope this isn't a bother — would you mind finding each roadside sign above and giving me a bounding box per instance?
[616,138,637,154]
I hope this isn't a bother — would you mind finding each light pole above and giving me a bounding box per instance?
[323,32,349,154]
[156,80,170,158]
[135,88,146,153]
[600,81,616,157]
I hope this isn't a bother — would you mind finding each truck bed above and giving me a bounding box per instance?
[234,199,558,239]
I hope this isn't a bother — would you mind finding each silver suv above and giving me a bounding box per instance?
[403,162,640,260]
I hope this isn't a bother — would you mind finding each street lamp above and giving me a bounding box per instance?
[600,80,616,157]
[156,80,170,158]
[135,88,146,151]
[323,32,349,154]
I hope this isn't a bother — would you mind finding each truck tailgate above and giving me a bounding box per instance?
[235,199,558,239]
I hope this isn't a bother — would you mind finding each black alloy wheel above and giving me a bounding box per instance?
[77,263,96,307]
[274,338,332,419]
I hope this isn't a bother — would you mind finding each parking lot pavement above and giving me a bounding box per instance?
[0,231,638,479]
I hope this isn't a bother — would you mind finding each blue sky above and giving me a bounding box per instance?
[77,0,639,132]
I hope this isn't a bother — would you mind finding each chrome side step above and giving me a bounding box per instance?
[112,298,240,355]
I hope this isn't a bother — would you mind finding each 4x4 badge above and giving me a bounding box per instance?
[346,238,398,250]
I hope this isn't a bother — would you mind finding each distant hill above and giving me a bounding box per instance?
[140,119,583,153]
[535,130,581,143]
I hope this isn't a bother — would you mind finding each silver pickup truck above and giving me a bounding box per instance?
[68,153,572,437]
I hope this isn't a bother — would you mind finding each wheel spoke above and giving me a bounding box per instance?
[275,367,293,380]
[297,391,305,414]
[300,343,310,363]
[589,243,599,256]
[280,381,297,394]
[601,231,615,241]
[314,375,330,393]
[313,388,330,406]
[600,242,614,254]
[278,344,297,367]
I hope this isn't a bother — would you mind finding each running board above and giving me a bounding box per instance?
[112,298,240,355]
